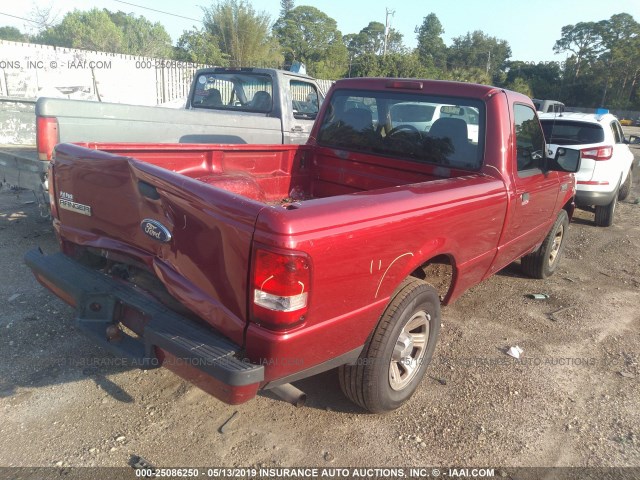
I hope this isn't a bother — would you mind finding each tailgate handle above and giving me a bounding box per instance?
[138,181,160,200]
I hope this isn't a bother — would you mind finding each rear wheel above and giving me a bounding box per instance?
[338,277,440,413]
[618,169,632,201]
[595,193,617,227]
[521,209,569,279]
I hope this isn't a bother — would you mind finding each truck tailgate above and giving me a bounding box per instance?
[51,143,266,346]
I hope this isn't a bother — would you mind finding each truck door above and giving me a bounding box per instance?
[494,103,560,270]
[284,79,322,144]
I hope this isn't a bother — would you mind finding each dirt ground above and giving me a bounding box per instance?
[0,143,639,473]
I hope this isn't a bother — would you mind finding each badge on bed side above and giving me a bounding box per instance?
[140,218,172,243]
[58,191,92,216]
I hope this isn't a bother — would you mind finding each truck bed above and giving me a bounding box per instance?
[75,142,455,205]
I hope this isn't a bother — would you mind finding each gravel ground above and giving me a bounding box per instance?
[0,145,638,473]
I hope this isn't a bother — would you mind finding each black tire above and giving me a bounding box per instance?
[338,277,441,413]
[594,193,617,227]
[618,169,632,201]
[521,209,569,279]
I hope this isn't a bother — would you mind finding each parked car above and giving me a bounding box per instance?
[533,99,565,114]
[540,112,635,227]
[388,102,480,143]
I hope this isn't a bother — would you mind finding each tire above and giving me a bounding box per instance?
[338,277,441,413]
[594,193,617,227]
[618,169,632,201]
[521,209,569,279]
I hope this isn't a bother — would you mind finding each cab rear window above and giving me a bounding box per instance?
[317,89,485,170]
[540,120,605,145]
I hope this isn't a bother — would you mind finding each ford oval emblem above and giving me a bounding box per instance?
[140,218,172,243]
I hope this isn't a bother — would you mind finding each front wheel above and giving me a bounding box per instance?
[521,209,569,279]
[338,277,441,413]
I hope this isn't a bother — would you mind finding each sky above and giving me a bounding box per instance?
[1,0,640,63]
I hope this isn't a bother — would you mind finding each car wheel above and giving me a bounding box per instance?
[338,277,440,413]
[521,209,569,279]
[618,169,632,201]
[595,193,617,227]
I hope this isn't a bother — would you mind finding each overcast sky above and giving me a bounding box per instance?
[1,0,640,62]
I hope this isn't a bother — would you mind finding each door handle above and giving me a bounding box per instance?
[521,192,530,205]
[291,125,304,133]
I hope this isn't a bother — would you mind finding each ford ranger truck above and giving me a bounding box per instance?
[25,78,580,413]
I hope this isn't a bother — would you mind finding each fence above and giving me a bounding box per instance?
[0,40,207,105]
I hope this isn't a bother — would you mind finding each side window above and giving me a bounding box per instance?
[514,104,545,173]
[610,121,623,144]
[290,80,319,120]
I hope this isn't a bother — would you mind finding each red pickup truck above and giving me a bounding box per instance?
[25,78,580,413]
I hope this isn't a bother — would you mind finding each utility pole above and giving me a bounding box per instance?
[383,8,395,57]
[486,51,491,75]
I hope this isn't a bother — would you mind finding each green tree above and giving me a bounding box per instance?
[280,0,295,17]
[107,11,173,58]
[0,26,28,42]
[415,13,447,70]
[345,21,403,57]
[553,21,603,80]
[203,0,282,67]
[505,61,563,100]
[273,6,348,78]
[36,8,123,53]
[505,77,533,97]
[174,28,228,65]
[447,30,511,82]
[349,51,430,78]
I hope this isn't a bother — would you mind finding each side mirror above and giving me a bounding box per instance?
[627,135,640,145]
[545,147,581,173]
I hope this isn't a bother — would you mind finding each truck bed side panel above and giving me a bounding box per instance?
[248,175,508,381]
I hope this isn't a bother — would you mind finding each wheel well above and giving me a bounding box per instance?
[563,198,576,220]
[410,254,454,302]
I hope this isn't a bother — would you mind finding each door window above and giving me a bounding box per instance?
[514,104,545,174]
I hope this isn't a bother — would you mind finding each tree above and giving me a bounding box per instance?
[273,6,348,78]
[415,13,447,70]
[280,0,294,18]
[175,28,228,65]
[447,30,511,82]
[345,21,403,58]
[505,61,563,100]
[203,0,282,67]
[107,11,173,58]
[349,51,430,78]
[36,8,123,53]
[505,77,533,97]
[29,4,59,33]
[553,21,604,80]
[0,26,28,42]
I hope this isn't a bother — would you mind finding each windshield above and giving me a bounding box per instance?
[191,72,273,113]
[317,89,485,170]
[540,120,604,145]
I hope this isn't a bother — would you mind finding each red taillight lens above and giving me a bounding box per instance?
[251,248,311,330]
[37,116,59,161]
[581,145,612,161]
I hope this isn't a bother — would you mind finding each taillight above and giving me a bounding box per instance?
[581,145,612,161]
[37,116,59,161]
[251,248,311,330]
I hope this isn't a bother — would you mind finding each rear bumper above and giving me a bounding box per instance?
[24,249,264,404]
[575,188,617,207]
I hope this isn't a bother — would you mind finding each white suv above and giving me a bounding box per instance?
[540,112,635,227]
